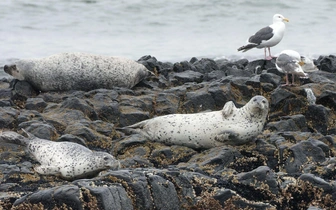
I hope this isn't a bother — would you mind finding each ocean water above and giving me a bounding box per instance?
[1,0,335,72]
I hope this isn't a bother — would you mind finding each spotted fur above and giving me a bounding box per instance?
[125,95,269,149]
[0,131,120,179]
[4,52,151,91]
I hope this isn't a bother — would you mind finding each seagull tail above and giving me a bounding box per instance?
[237,44,257,52]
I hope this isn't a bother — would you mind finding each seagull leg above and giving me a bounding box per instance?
[264,48,267,60]
[291,73,295,86]
[265,47,273,60]
[281,73,290,86]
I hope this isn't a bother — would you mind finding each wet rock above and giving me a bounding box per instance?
[236,166,278,195]
[316,55,336,73]
[76,180,134,210]
[148,174,180,209]
[260,72,281,87]
[0,107,20,129]
[13,185,82,209]
[173,60,196,73]
[266,114,308,132]
[172,70,204,85]
[213,188,276,210]
[56,134,88,147]
[244,59,266,74]
[284,139,327,174]
[25,98,48,112]
[61,97,99,121]
[10,80,38,100]
[19,122,58,140]
[305,104,332,135]
[183,88,216,112]
[299,173,334,193]
[193,58,219,74]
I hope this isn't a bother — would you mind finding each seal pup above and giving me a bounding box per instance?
[0,130,120,180]
[123,95,269,149]
[3,52,152,91]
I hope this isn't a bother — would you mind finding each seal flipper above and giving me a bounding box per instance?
[221,101,237,118]
[214,131,239,143]
[119,119,152,138]
[34,165,60,175]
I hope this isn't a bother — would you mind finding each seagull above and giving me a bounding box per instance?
[275,50,308,86]
[238,14,289,60]
[301,56,319,72]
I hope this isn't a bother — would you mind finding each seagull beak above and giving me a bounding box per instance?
[298,61,305,66]
[283,18,289,22]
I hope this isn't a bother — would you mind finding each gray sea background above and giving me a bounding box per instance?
[1,0,335,76]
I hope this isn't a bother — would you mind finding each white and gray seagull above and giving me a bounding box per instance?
[238,14,289,60]
[275,50,308,86]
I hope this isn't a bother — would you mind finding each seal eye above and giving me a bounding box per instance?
[262,100,266,104]
[103,156,109,161]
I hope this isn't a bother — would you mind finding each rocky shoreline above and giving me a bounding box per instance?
[0,55,336,209]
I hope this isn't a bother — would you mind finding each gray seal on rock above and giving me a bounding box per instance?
[0,130,120,180]
[123,95,269,149]
[4,52,152,91]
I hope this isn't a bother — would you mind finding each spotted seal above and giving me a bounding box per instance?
[124,95,269,149]
[3,52,151,91]
[0,130,120,179]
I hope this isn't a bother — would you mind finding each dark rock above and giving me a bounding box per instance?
[236,166,279,194]
[154,93,180,115]
[16,110,44,125]
[172,70,204,85]
[61,97,99,121]
[316,90,336,110]
[208,82,238,108]
[193,58,219,74]
[316,55,336,73]
[148,174,180,209]
[266,114,309,132]
[57,134,88,147]
[299,173,333,193]
[10,80,38,100]
[18,122,57,140]
[13,185,82,209]
[205,70,226,81]
[213,188,275,210]
[76,181,134,210]
[183,146,242,173]
[183,89,216,112]
[25,98,48,112]
[264,58,276,69]
[172,61,195,73]
[226,67,253,77]
[284,140,326,174]
[270,88,297,111]
[137,55,161,73]
[260,72,281,87]
[244,59,266,74]
[308,70,336,83]
[0,107,19,129]
[305,104,331,135]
